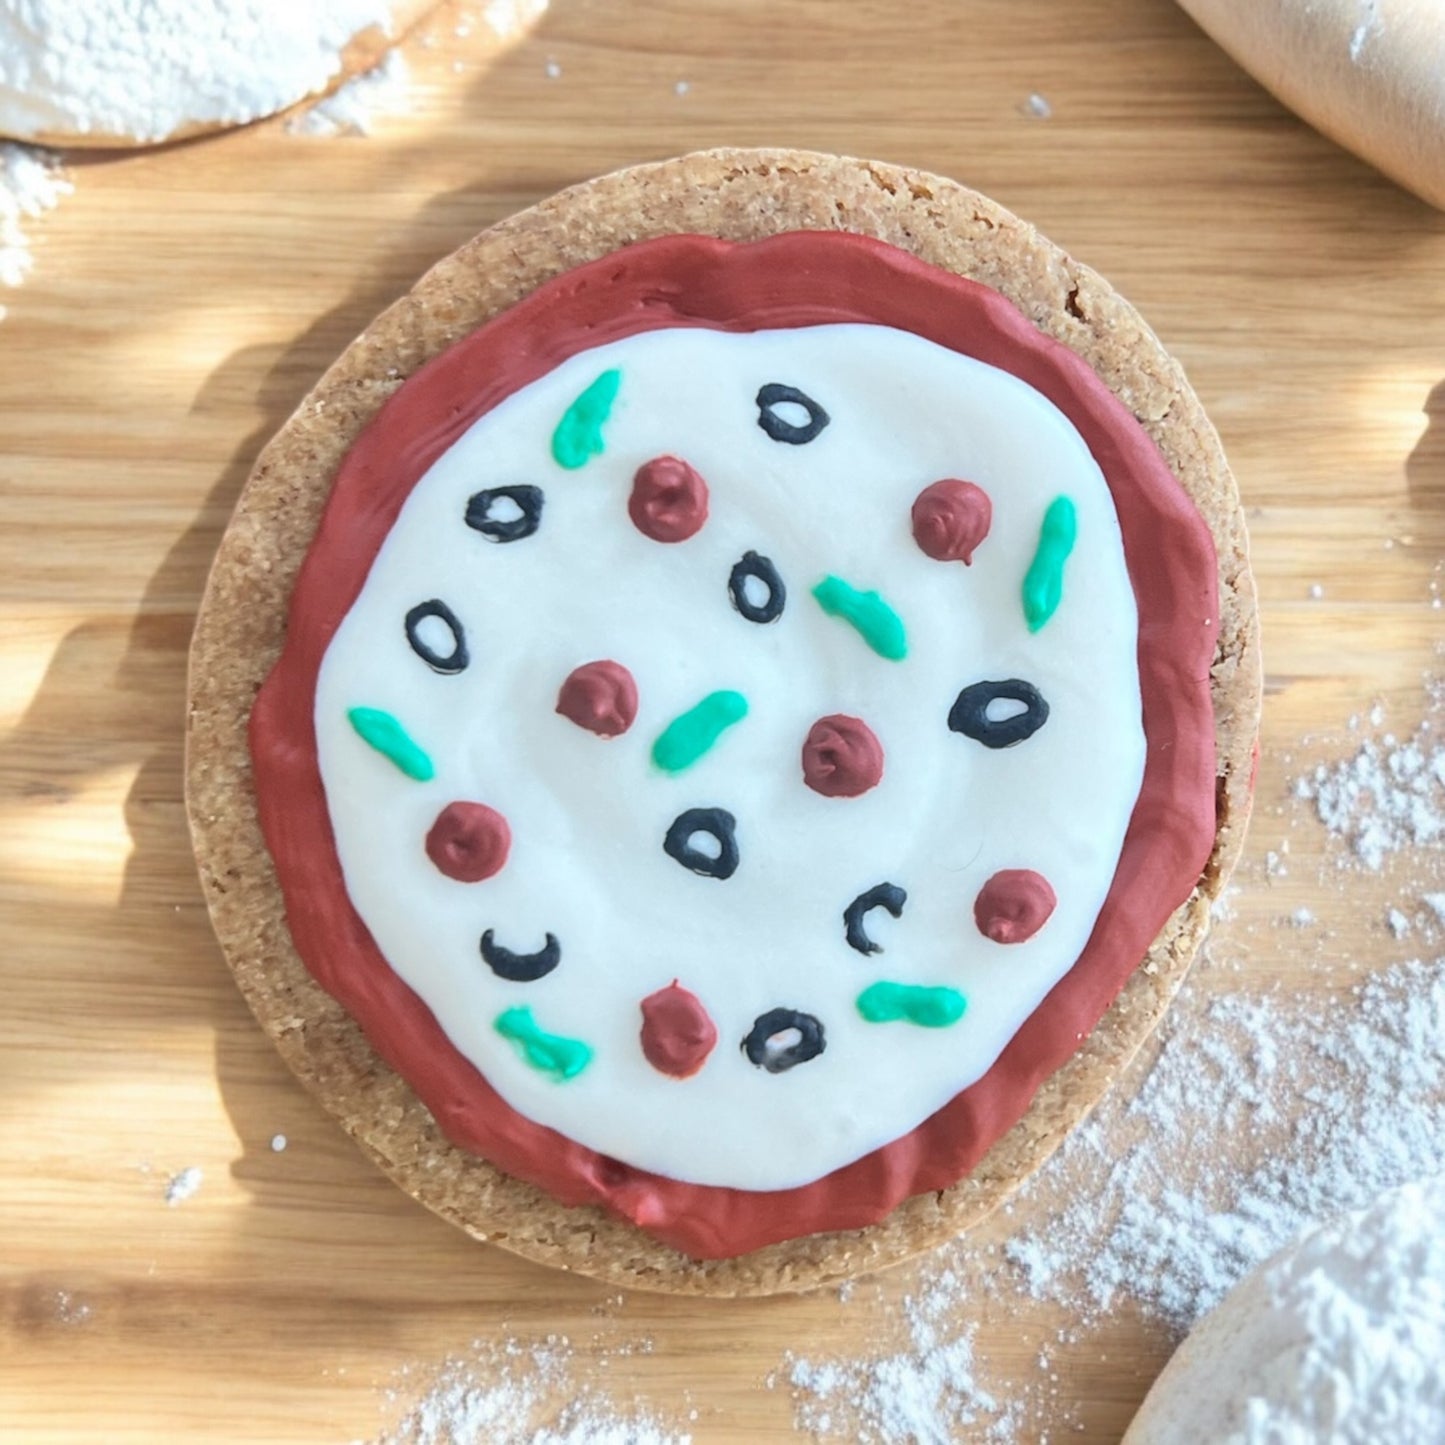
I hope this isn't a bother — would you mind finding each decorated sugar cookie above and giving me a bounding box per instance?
[189,149,1260,1292]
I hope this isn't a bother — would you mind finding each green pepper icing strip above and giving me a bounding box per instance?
[347,706,435,782]
[856,981,967,1029]
[494,1005,593,1081]
[1022,495,1078,633]
[652,690,749,773]
[551,367,622,469]
[811,575,908,661]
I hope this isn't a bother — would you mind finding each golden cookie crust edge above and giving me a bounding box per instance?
[185,147,1262,1298]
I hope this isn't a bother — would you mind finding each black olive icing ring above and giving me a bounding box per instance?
[755,382,830,445]
[465,484,545,542]
[742,1008,827,1073]
[662,807,739,880]
[948,679,1050,748]
[404,598,469,674]
[727,550,787,624]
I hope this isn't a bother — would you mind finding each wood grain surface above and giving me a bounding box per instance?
[2,1,1443,1440]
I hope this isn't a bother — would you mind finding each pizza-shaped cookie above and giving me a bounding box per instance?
[189,150,1260,1293]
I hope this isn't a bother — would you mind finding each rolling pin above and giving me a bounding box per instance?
[1178,0,1445,210]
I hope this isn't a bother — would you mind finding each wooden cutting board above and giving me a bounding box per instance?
[2,0,1443,1440]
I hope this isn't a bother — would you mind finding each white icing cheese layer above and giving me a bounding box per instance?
[314,323,1145,1191]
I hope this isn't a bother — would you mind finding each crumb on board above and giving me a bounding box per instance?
[164,1166,203,1206]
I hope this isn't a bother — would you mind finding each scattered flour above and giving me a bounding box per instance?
[52,1289,93,1325]
[999,960,1445,1332]
[0,0,399,143]
[0,142,70,302]
[1209,883,1241,924]
[287,49,410,137]
[786,1270,1017,1443]
[1349,0,1382,63]
[1295,709,1445,870]
[361,1336,688,1445]
[164,1165,203,1205]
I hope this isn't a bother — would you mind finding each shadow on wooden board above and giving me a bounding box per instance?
[0,97,569,1381]
[1407,379,1445,504]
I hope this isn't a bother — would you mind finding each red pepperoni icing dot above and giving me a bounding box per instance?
[911,479,993,564]
[640,981,718,1078]
[426,802,511,883]
[629,455,709,543]
[974,869,1057,944]
[802,714,884,798]
[556,659,638,737]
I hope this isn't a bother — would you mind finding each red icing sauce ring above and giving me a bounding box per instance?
[628,455,709,542]
[251,231,1222,1261]
[974,869,1057,944]
[556,659,638,737]
[802,714,884,798]
[912,478,993,564]
[426,802,511,883]
[640,981,718,1078]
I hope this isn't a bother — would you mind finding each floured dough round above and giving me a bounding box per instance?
[186,148,1261,1295]
[0,0,433,147]
[1123,1178,1445,1444]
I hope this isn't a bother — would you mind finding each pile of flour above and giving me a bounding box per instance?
[0,0,400,143]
